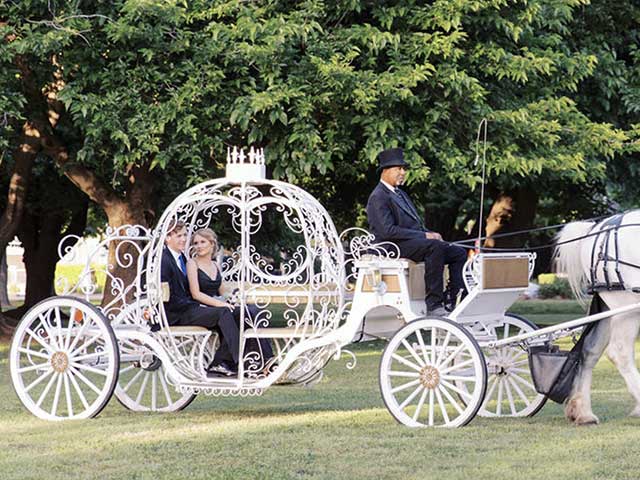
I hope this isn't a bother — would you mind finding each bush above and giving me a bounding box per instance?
[537,277,574,299]
[55,264,107,294]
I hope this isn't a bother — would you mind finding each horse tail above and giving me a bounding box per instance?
[554,221,595,304]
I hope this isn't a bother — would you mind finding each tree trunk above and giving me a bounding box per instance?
[0,121,40,281]
[0,253,9,308]
[18,211,63,308]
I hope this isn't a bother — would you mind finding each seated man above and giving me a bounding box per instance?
[161,220,240,377]
[366,148,468,316]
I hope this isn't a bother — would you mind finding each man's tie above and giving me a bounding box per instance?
[394,188,425,229]
[178,253,187,276]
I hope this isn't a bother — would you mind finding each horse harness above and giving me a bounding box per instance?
[588,213,640,293]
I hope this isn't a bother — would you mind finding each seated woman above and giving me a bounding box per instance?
[186,228,274,376]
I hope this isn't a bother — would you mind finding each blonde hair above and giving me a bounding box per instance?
[192,228,219,258]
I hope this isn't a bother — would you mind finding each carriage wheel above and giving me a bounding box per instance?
[379,317,487,428]
[114,338,196,412]
[9,296,119,420]
[477,314,547,417]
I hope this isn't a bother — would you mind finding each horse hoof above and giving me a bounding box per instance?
[629,407,640,418]
[564,401,578,422]
[574,415,599,426]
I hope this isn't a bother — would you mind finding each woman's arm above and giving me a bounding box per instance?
[186,259,233,309]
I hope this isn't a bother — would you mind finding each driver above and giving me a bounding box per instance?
[366,148,468,316]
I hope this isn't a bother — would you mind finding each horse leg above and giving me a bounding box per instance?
[605,313,640,417]
[565,318,611,425]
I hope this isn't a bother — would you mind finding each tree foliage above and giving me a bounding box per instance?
[1,0,639,308]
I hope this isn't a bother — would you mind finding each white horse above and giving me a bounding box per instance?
[555,210,640,425]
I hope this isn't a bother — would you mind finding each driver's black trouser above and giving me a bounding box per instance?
[397,238,468,310]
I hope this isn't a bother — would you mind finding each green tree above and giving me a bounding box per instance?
[2,0,639,321]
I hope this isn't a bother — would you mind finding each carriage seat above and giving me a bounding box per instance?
[354,255,426,300]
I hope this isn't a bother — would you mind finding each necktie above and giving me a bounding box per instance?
[395,188,425,229]
[178,253,187,276]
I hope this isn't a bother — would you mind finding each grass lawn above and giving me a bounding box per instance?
[2,300,639,480]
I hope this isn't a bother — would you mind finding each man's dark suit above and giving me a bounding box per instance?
[366,182,467,310]
[161,247,239,365]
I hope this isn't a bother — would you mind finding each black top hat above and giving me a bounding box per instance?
[377,147,409,173]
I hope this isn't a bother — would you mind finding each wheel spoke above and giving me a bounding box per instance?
[38,311,61,351]
[151,372,158,411]
[398,384,424,410]
[484,377,498,404]
[18,346,50,360]
[68,365,102,396]
[427,389,435,426]
[71,351,108,363]
[387,371,420,378]
[439,379,472,400]
[437,384,464,415]
[123,369,144,393]
[68,370,90,409]
[23,330,54,355]
[412,389,428,422]
[159,371,173,406]
[436,343,465,370]
[508,376,531,405]
[66,316,92,354]
[434,331,451,368]
[25,368,53,393]
[504,377,516,415]
[440,358,474,375]
[442,374,476,383]
[391,353,422,372]
[430,327,438,365]
[70,333,103,358]
[414,329,431,365]
[50,373,64,417]
[55,308,64,349]
[70,362,108,377]
[65,308,76,350]
[510,371,536,391]
[63,372,74,417]
[36,372,59,408]
[391,379,421,394]
[496,380,504,416]
[119,364,136,375]
[435,387,450,425]
[135,372,150,405]
[401,339,425,368]
[17,362,50,374]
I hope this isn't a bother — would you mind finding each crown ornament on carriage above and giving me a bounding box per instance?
[225,145,266,182]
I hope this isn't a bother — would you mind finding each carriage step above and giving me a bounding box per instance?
[243,327,308,338]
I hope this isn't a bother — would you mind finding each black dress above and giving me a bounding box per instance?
[197,267,273,368]
[197,268,223,298]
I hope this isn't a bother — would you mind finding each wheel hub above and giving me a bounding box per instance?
[419,365,440,389]
[140,354,162,371]
[50,351,69,373]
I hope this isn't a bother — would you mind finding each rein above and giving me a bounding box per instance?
[451,220,640,259]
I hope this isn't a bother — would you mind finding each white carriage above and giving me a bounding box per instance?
[9,147,550,427]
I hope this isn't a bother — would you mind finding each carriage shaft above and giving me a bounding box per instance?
[487,301,640,348]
